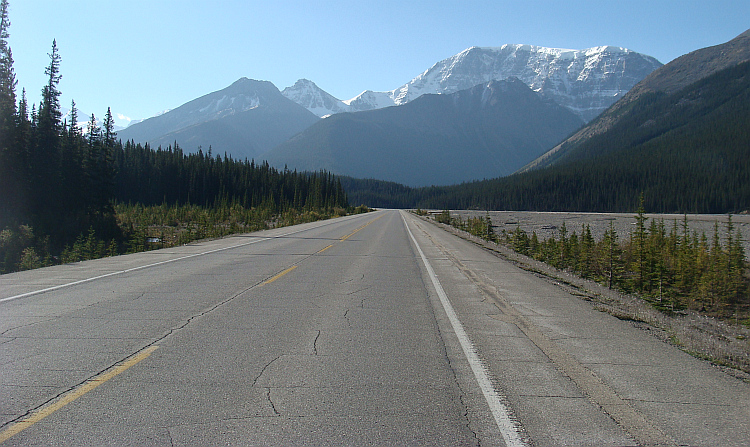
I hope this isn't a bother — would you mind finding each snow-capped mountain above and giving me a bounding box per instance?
[117,78,319,159]
[287,45,662,122]
[281,79,351,118]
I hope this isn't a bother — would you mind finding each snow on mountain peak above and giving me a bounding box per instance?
[281,79,351,117]
[283,44,662,122]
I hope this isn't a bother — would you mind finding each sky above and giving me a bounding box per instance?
[6,0,750,126]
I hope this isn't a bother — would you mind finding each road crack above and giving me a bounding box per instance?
[265,388,281,416]
[252,355,282,387]
[312,330,321,356]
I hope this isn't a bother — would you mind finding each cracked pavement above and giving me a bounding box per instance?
[1,210,748,446]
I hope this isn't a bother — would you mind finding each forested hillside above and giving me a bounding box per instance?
[0,2,348,273]
[344,60,750,213]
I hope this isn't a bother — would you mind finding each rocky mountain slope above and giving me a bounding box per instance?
[286,45,661,122]
[264,78,584,186]
[118,78,319,160]
[281,79,351,118]
[523,29,750,171]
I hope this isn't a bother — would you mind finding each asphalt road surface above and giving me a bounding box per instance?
[1,210,748,446]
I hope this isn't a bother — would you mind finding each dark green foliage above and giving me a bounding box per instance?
[497,216,748,317]
[435,210,451,225]
[437,206,749,319]
[340,177,420,209]
[113,141,347,212]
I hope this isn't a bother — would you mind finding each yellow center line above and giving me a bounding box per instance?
[0,345,159,444]
[316,244,334,254]
[266,215,383,282]
[339,215,384,241]
[260,265,298,286]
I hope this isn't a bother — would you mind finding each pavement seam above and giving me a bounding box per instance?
[410,243,483,447]
[0,345,159,443]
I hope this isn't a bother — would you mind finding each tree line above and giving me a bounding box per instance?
[0,0,349,272]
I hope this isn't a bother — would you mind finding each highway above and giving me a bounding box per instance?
[1,210,748,446]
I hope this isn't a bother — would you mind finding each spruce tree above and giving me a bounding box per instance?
[0,0,16,133]
[60,100,84,219]
[602,221,622,289]
[0,0,17,225]
[31,40,63,229]
[632,194,649,291]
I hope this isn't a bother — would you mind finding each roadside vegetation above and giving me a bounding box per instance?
[423,206,750,374]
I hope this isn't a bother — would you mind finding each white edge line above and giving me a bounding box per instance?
[401,212,526,447]
[0,219,346,304]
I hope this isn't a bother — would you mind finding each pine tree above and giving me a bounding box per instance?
[99,107,117,213]
[60,100,84,219]
[726,215,746,308]
[37,39,62,142]
[632,194,649,291]
[84,113,101,213]
[578,224,595,277]
[601,221,622,289]
[0,0,16,134]
[30,40,63,228]
[0,0,17,225]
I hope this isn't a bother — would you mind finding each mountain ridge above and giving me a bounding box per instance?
[330,44,661,122]
[522,28,750,171]
[117,78,319,159]
[265,78,584,187]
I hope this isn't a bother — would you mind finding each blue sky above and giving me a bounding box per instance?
[7,0,750,125]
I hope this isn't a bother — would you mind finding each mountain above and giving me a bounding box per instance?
[61,107,132,133]
[524,29,750,171]
[281,79,351,117]
[329,45,662,122]
[392,51,750,213]
[117,78,319,160]
[263,78,584,187]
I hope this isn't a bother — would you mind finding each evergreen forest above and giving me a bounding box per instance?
[0,1,349,273]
